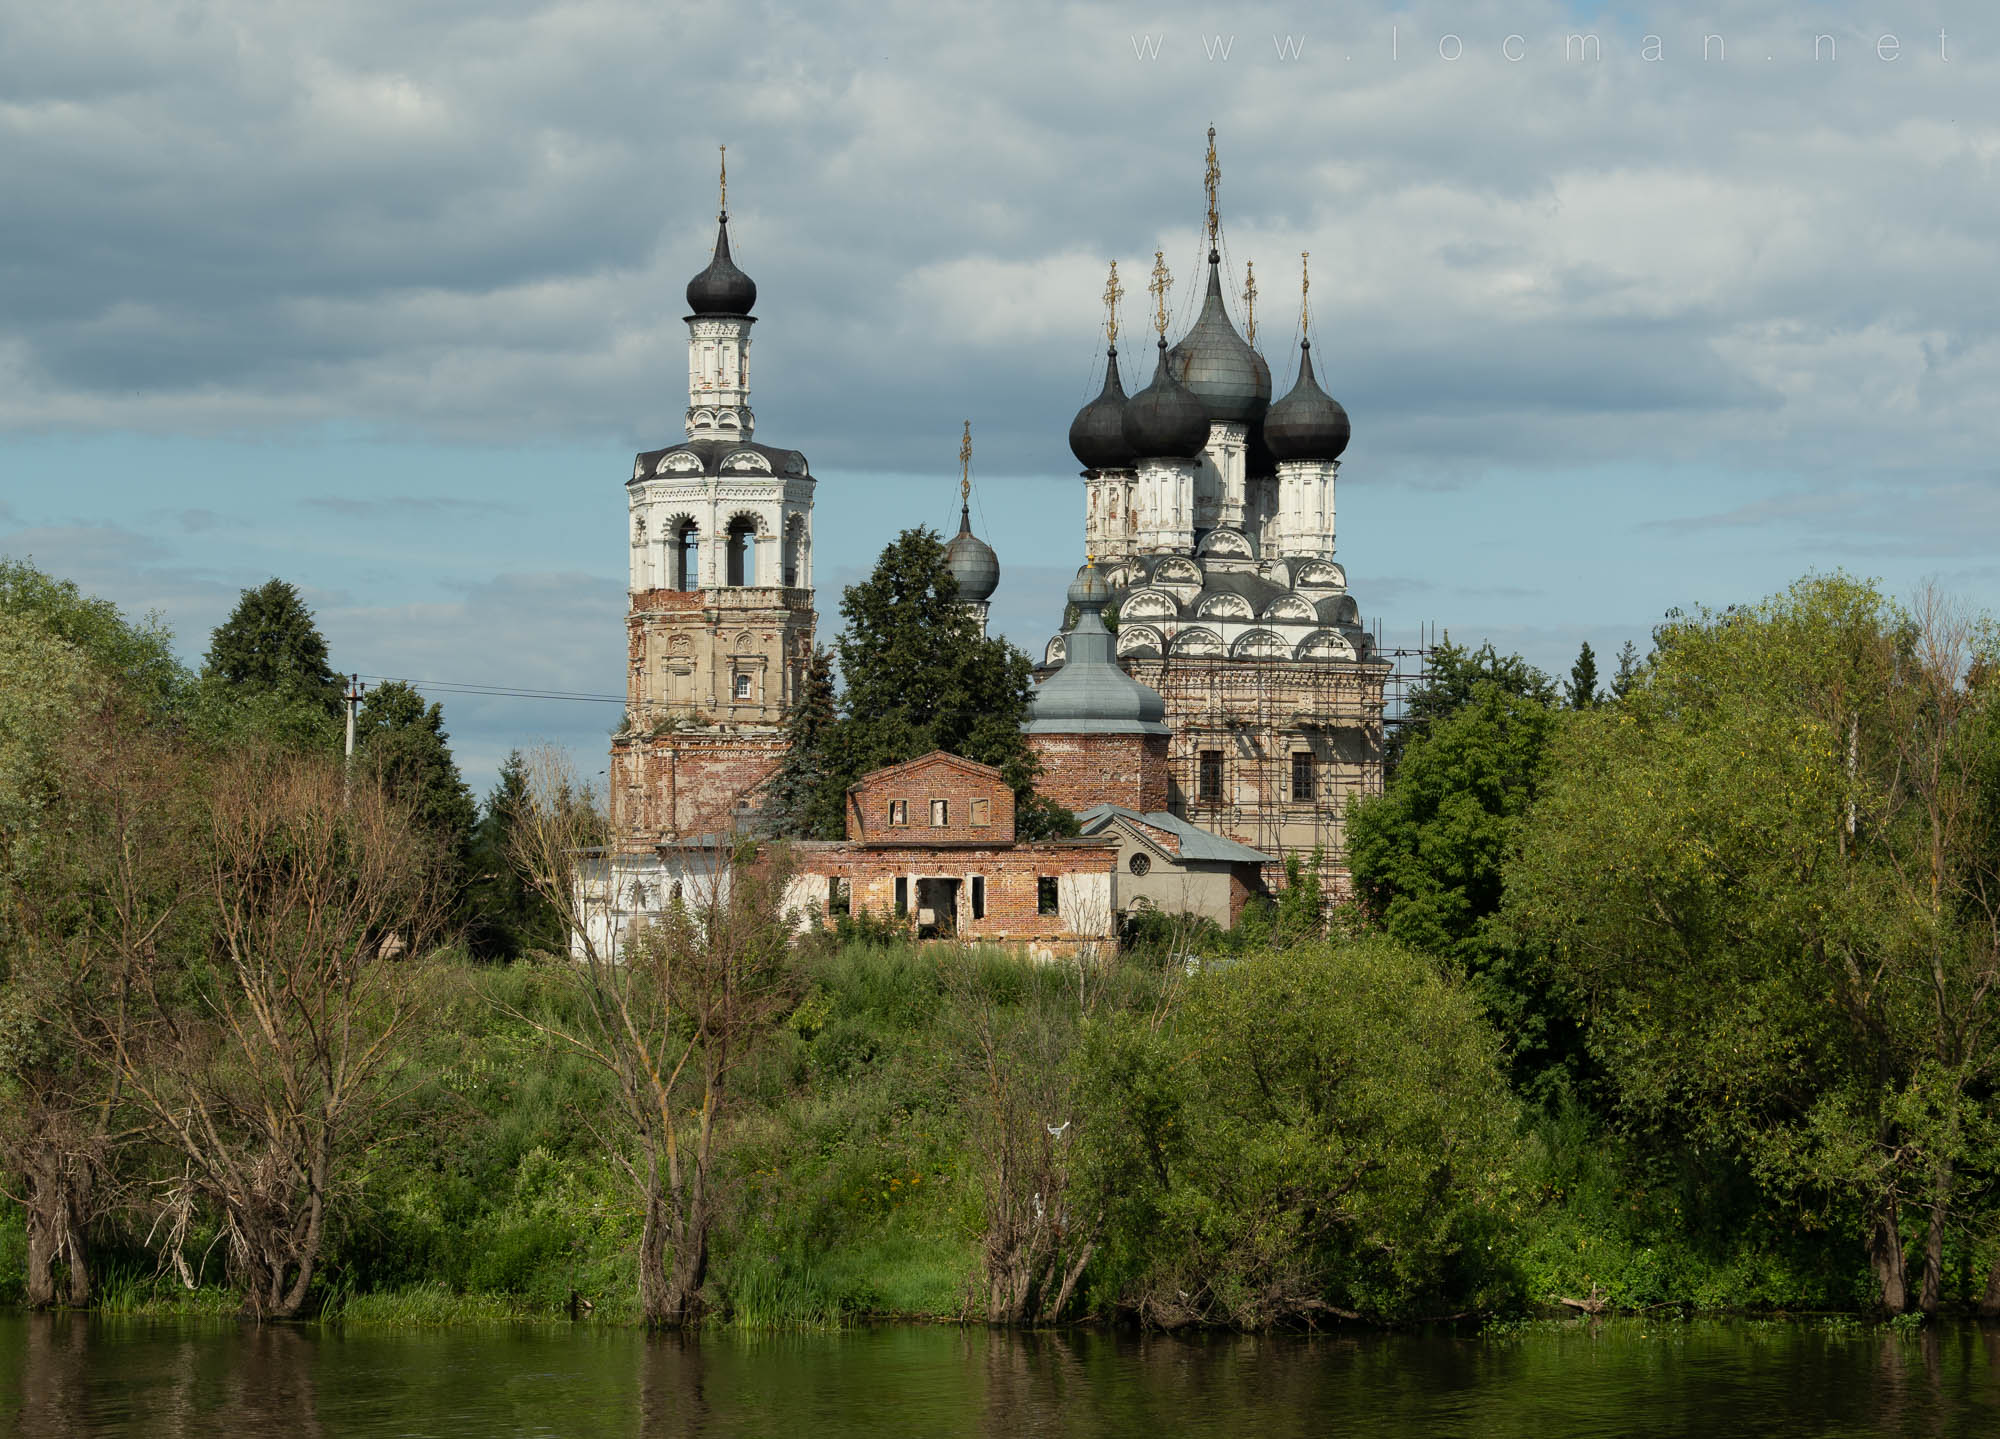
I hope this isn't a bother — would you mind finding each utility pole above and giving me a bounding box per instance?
[344,674,366,796]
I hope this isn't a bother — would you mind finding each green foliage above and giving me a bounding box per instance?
[1387,633,1555,776]
[1075,939,1523,1324]
[355,680,477,884]
[0,558,181,713]
[771,529,1074,840]
[1609,639,1644,702]
[1566,641,1600,710]
[465,752,563,961]
[201,578,342,721]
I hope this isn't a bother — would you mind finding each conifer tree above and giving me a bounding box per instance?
[767,646,838,839]
[1609,639,1643,702]
[354,681,477,899]
[466,750,563,959]
[1566,641,1600,710]
[201,579,342,719]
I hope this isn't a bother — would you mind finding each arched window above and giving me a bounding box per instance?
[672,521,700,591]
[726,516,758,586]
[784,518,804,588]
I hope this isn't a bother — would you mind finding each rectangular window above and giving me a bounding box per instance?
[894,877,909,916]
[1291,751,1317,802]
[1037,877,1060,916]
[828,876,850,916]
[889,800,908,826]
[930,798,949,827]
[733,673,751,701]
[1197,750,1223,804]
[971,875,986,920]
[969,797,990,827]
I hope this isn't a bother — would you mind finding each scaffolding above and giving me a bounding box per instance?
[1123,623,1435,891]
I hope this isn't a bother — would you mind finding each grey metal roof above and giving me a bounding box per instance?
[632,438,809,480]
[1167,256,1271,424]
[1121,337,1210,459]
[1264,339,1351,461]
[1069,347,1137,470]
[1028,564,1169,735]
[944,505,1000,602]
[686,214,757,316]
[1076,803,1272,864]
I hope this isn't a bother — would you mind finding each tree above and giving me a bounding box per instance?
[505,747,799,1325]
[464,750,563,961]
[1565,641,1599,710]
[774,529,1074,840]
[1347,679,1571,1098]
[1508,574,2000,1315]
[1608,639,1643,702]
[0,558,181,714]
[1388,634,1554,776]
[201,579,342,721]
[115,748,446,1318]
[765,646,838,839]
[1074,940,1520,1326]
[353,681,477,897]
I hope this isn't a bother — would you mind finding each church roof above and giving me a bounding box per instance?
[944,505,999,603]
[686,213,757,316]
[1069,346,1137,470]
[632,438,809,481]
[1028,561,1170,735]
[1167,254,1271,424]
[1263,339,1351,461]
[1076,803,1272,864]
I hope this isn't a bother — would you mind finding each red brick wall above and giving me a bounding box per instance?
[1028,731,1170,816]
[847,754,1016,846]
[796,840,1116,941]
[611,732,785,842]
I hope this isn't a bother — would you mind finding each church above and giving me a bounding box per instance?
[597,136,1386,947]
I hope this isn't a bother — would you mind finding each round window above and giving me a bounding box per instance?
[1128,852,1151,877]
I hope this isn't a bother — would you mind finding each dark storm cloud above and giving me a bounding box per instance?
[1,0,1994,494]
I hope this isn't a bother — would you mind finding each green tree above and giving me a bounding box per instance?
[1074,939,1521,1325]
[766,646,838,838]
[1565,641,1599,710]
[0,558,181,713]
[1508,575,2000,1315]
[776,529,1074,840]
[465,750,564,961]
[1388,634,1554,775]
[1608,639,1643,702]
[354,681,476,897]
[201,579,342,720]
[1348,678,1572,1097]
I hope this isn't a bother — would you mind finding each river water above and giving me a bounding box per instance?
[3,1314,1998,1436]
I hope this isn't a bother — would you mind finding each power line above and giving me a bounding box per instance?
[356,674,626,705]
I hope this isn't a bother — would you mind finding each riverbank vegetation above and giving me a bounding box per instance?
[7,555,2000,1328]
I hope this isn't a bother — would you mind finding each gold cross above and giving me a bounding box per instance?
[1300,250,1311,338]
[719,145,727,216]
[1149,250,1171,338]
[1204,124,1220,251]
[1102,260,1123,348]
[959,420,972,505]
[1242,261,1257,345]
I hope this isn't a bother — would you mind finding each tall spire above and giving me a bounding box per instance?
[1203,123,1221,259]
[1102,260,1124,350]
[1242,260,1257,346]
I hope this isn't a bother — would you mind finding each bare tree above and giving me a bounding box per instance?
[112,747,444,1318]
[505,746,800,1326]
[1,718,200,1307]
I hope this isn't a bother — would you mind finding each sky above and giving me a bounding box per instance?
[2,0,1995,796]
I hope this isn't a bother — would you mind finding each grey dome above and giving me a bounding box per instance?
[1167,254,1271,423]
[1121,337,1210,459]
[944,505,999,603]
[1027,562,1169,736]
[686,214,757,316]
[1263,340,1351,461]
[1068,347,1136,470]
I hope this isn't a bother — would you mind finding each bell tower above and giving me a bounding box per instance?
[609,152,818,843]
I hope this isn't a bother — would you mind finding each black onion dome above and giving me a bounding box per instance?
[1068,347,1136,470]
[944,505,1000,603]
[1121,337,1210,459]
[1263,340,1351,461]
[1167,253,1271,423]
[685,214,757,316]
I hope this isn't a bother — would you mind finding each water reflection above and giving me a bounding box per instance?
[4,1316,2000,1437]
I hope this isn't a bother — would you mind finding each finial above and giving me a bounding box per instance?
[718,145,728,219]
[1102,260,1123,350]
[1242,261,1258,345]
[959,420,972,507]
[1300,250,1311,341]
[1204,125,1220,256]
[1149,250,1171,339]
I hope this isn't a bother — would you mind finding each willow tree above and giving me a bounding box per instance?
[1509,575,2000,1315]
